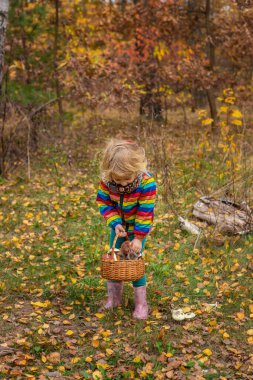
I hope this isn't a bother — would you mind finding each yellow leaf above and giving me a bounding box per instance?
[203,348,213,356]
[247,329,253,336]
[202,118,213,126]
[204,289,211,296]
[231,110,242,118]
[225,96,235,104]
[106,348,114,356]
[92,370,103,380]
[71,357,80,364]
[198,109,207,118]
[101,330,112,337]
[182,306,191,313]
[174,242,180,251]
[236,312,245,320]
[247,336,253,344]
[144,326,151,333]
[41,355,47,363]
[223,332,230,338]
[31,301,51,308]
[85,356,93,363]
[223,88,234,96]
[133,356,142,363]
[199,356,209,364]
[16,359,26,366]
[95,313,105,319]
[58,366,65,372]
[57,60,68,70]
[97,363,109,370]
[92,339,100,348]
[66,330,74,336]
[234,362,243,370]
[220,106,228,113]
[231,119,242,126]
[13,60,25,70]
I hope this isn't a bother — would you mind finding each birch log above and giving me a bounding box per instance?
[0,0,9,91]
[178,216,202,235]
[193,196,253,235]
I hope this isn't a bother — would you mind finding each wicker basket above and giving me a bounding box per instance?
[101,234,145,281]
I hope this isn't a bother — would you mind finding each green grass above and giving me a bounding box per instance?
[0,115,252,379]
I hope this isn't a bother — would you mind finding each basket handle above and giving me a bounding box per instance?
[111,232,130,261]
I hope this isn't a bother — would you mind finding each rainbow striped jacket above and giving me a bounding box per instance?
[96,172,156,239]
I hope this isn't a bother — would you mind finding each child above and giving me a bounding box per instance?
[96,138,156,320]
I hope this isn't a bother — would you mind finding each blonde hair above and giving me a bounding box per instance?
[101,139,147,181]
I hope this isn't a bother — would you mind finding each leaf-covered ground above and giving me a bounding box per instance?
[0,115,252,380]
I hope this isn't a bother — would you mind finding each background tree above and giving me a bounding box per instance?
[1,0,253,174]
[0,0,9,176]
[0,0,9,91]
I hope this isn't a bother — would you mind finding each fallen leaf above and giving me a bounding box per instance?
[236,311,245,320]
[48,352,61,364]
[203,348,213,356]
[95,313,105,319]
[92,370,103,379]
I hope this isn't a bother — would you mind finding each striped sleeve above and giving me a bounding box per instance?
[133,175,156,239]
[96,180,122,229]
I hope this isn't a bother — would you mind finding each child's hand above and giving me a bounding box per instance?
[130,238,142,253]
[115,224,127,237]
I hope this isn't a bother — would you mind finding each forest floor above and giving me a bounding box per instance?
[0,110,252,380]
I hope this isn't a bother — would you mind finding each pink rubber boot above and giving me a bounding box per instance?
[133,285,148,320]
[99,281,123,311]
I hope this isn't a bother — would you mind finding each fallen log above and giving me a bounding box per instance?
[193,196,253,235]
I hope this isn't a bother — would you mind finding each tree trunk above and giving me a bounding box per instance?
[134,0,162,120]
[0,0,9,177]
[54,0,64,133]
[205,0,217,130]
[140,84,162,120]
[0,0,9,93]
[120,0,127,11]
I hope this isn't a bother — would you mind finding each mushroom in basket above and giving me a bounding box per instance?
[116,241,140,260]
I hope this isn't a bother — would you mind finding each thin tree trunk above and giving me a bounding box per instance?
[205,0,217,130]
[0,0,9,177]
[135,0,162,120]
[120,0,127,11]
[54,0,64,133]
[20,0,31,84]
[0,0,9,93]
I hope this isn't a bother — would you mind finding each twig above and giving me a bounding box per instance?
[193,231,202,250]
